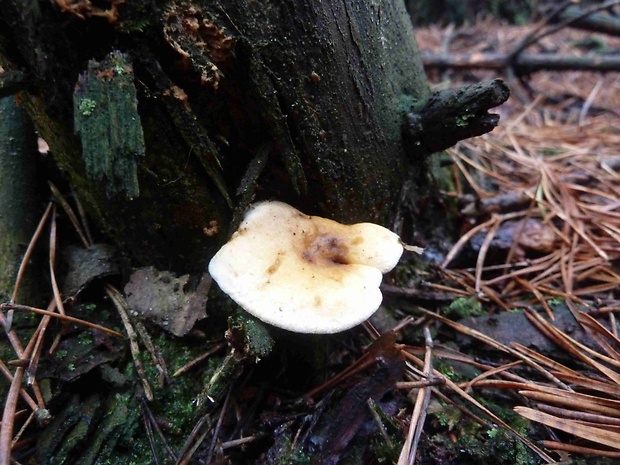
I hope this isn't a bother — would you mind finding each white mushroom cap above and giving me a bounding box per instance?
[208,201,404,334]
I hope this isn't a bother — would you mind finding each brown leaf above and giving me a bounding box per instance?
[124,266,210,336]
[62,244,118,298]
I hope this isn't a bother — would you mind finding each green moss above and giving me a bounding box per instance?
[274,437,312,465]
[455,113,474,127]
[78,333,218,465]
[81,303,98,312]
[445,297,483,319]
[428,399,462,430]
[117,19,151,33]
[435,360,459,381]
[144,333,220,435]
[547,298,565,309]
[370,437,402,464]
[233,313,274,360]
[460,397,537,465]
[427,415,538,465]
[73,50,145,199]
[78,98,97,116]
[78,332,93,345]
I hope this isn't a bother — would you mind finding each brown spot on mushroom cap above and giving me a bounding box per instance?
[266,256,282,275]
[208,201,404,334]
[303,233,349,265]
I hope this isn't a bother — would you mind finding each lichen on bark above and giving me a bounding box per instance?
[73,51,145,199]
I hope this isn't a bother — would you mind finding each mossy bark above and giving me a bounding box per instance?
[0,95,42,302]
[0,0,431,272]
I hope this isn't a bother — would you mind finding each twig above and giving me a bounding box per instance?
[518,0,620,56]
[409,328,435,462]
[423,51,620,73]
[557,4,620,37]
[133,317,170,387]
[48,182,90,248]
[7,202,53,330]
[11,409,36,449]
[1,302,123,338]
[70,185,94,246]
[508,0,575,60]
[401,348,555,463]
[0,366,25,465]
[220,435,262,450]
[0,309,44,465]
[26,299,57,387]
[104,284,153,400]
[475,215,502,292]
[395,378,445,389]
[367,398,392,448]
[442,217,496,268]
[579,78,604,126]
[48,206,65,316]
[0,359,38,411]
[142,402,162,465]
[173,342,227,377]
[176,413,214,465]
[205,386,233,465]
[398,326,434,465]
[48,206,66,355]
[141,398,178,463]
[464,361,523,393]
[539,440,620,458]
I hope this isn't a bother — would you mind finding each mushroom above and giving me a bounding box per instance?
[208,201,404,334]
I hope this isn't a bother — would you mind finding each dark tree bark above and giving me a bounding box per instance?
[0,95,42,302]
[0,0,437,272]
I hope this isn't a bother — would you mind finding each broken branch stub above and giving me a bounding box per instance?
[405,78,510,157]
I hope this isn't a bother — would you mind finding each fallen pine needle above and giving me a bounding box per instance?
[1,303,123,338]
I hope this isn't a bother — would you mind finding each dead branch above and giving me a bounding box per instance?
[405,78,510,157]
[509,0,620,60]
[557,5,620,37]
[422,0,620,76]
[422,51,620,73]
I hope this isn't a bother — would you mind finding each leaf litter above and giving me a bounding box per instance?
[413,14,620,462]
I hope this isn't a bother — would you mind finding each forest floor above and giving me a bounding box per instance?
[2,15,620,465]
[407,16,620,464]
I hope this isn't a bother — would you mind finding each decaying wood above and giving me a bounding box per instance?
[405,78,510,157]
[423,52,620,73]
[557,5,620,37]
[0,0,448,272]
[422,1,620,75]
